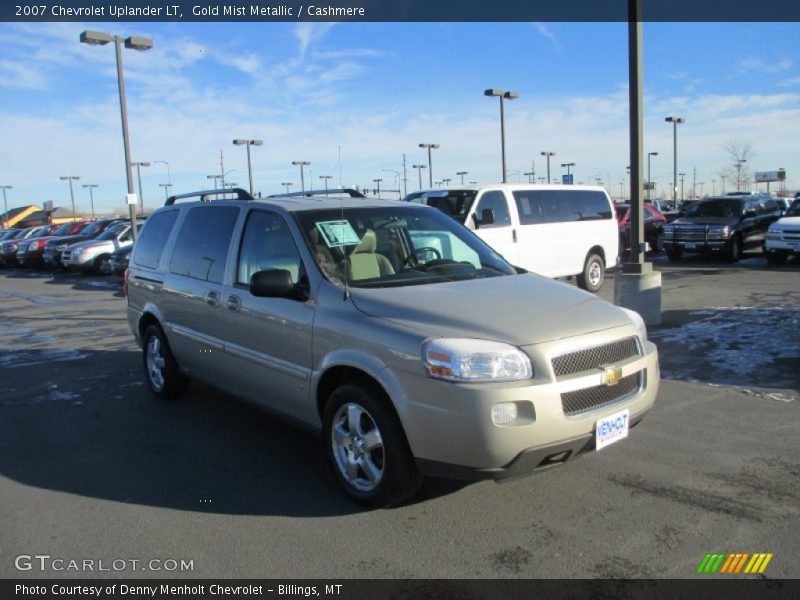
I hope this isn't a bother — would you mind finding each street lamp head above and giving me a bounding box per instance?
[124,36,153,51]
[665,116,685,124]
[80,30,112,46]
[649,152,658,157]
[251,140,263,146]
[540,151,555,157]
[60,176,80,181]
[503,91,519,100]
[484,89,502,97]
[292,160,310,166]
[412,164,426,169]
[419,143,439,149]
[233,139,246,145]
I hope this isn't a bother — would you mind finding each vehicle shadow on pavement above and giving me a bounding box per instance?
[650,308,800,391]
[0,349,467,516]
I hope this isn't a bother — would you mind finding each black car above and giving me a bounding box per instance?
[1,226,50,267]
[663,196,782,261]
[105,244,133,276]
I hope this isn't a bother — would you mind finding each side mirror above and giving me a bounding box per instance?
[250,269,307,301]
[471,208,495,229]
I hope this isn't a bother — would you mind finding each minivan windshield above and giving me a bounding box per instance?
[684,199,743,218]
[406,190,478,224]
[295,205,515,288]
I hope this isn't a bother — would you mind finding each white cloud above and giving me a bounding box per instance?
[0,60,47,90]
[293,23,336,61]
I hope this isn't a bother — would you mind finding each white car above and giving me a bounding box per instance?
[61,221,140,272]
[765,199,800,264]
[406,184,619,292]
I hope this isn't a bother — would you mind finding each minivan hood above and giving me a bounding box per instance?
[774,216,800,228]
[672,216,738,226]
[350,273,631,346]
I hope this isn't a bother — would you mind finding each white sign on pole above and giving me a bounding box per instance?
[126,193,138,205]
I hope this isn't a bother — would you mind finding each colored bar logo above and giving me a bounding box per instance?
[696,552,773,574]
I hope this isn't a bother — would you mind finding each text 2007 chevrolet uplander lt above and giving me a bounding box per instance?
[126,189,659,507]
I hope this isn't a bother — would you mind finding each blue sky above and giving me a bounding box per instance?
[1,21,799,214]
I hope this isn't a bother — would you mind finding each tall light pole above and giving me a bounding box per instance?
[524,171,534,183]
[560,162,575,184]
[292,160,310,192]
[158,183,172,201]
[456,171,468,185]
[646,152,658,200]
[80,30,153,241]
[0,185,12,229]
[484,89,518,183]
[82,184,98,219]
[233,139,263,195]
[281,182,293,194]
[664,116,684,205]
[540,151,555,184]
[207,174,221,188]
[154,160,171,186]
[373,178,383,198]
[413,164,427,190]
[319,175,332,195]
[678,172,686,203]
[60,176,80,218]
[131,161,150,215]
[736,159,747,191]
[383,169,400,199]
[419,143,439,187]
[720,174,727,194]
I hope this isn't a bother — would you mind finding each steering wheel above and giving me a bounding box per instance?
[403,246,442,267]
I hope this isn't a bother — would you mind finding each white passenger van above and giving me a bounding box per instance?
[406,184,619,292]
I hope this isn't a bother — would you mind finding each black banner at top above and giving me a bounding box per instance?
[3,0,800,22]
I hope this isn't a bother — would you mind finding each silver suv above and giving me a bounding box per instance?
[126,189,659,507]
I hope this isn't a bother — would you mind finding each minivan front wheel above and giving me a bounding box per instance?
[576,253,605,293]
[142,325,189,399]
[323,382,421,508]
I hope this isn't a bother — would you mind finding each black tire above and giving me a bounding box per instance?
[726,235,742,263]
[323,381,421,508]
[766,250,788,265]
[142,325,190,400]
[652,231,665,253]
[95,254,113,275]
[576,253,605,293]
[666,248,682,261]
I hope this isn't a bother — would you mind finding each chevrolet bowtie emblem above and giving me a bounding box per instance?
[601,365,623,386]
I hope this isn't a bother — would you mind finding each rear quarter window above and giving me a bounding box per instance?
[514,190,612,225]
[133,210,179,269]
[169,206,240,283]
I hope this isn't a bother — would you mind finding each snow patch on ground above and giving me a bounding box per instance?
[1,383,83,407]
[651,306,800,388]
[0,348,89,368]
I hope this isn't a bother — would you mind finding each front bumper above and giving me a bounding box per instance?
[663,239,729,253]
[765,238,800,254]
[62,250,97,270]
[393,329,659,478]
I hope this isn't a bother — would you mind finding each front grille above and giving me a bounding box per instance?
[61,250,72,262]
[782,228,800,242]
[672,226,707,241]
[561,372,641,416]
[552,336,640,378]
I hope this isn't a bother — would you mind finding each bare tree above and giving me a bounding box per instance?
[720,139,754,192]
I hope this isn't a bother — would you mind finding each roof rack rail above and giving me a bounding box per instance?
[165,188,255,206]
[268,188,366,199]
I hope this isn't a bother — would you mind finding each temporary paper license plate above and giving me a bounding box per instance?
[595,409,630,450]
[684,242,697,249]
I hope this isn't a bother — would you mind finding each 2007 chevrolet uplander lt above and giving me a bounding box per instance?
[126,188,659,507]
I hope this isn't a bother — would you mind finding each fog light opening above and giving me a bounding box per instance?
[491,402,518,425]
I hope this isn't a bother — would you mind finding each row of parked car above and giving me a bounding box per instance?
[0,216,139,275]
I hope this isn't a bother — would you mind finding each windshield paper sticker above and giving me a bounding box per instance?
[316,220,361,248]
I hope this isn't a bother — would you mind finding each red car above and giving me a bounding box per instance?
[617,203,667,253]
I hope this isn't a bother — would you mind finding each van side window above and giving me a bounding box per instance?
[237,211,305,286]
[514,191,612,224]
[169,206,239,283]
[474,191,511,227]
[134,210,179,268]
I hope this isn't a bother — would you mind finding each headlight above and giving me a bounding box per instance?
[422,338,533,382]
[56,243,68,250]
[620,307,647,343]
[708,225,730,239]
[663,225,674,234]
[72,248,84,255]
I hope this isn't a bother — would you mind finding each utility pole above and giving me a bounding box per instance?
[402,153,408,199]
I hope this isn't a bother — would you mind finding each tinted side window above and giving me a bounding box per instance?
[134,210,179,269]
[237,211,304,286]
[474,191,511,227]
[169,206,239,283]
[514,190,612,225]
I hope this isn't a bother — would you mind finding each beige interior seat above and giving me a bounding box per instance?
[348,229,395,280]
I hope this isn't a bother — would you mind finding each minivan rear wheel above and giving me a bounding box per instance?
[142,325,189,399]
[323,382,421,508]
[576,253,605,293]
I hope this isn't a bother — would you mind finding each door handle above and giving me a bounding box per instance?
[512,229,518,243]
[226,295,242,312]
[204,290,220,306]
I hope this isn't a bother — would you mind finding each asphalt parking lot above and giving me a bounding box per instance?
[1,253,798,579]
